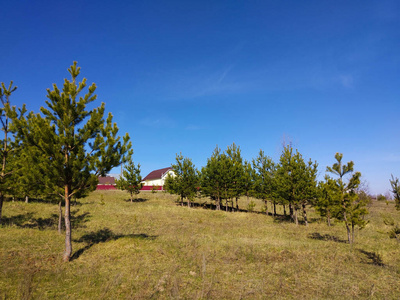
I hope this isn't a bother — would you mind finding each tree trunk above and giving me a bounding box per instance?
[25,196,29,203]
[302,203,308,226]
[63,184,72,262]
[351,223,355,244]
[225,199,228,212]
[343,213,351,244]
[130,192,133,203]
[289,203,294,221]
[181,195,183,207]
[235,197,239,211]
[273,202,276,216]
[264,200,268,215]
[216,197,220,210]
[188,198,191,208]
[58,200,63,234]
[0,193,4,224]
[283,204,287,216]
[294,207,298,225]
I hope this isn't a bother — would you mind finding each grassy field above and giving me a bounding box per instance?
[1,191,399,299]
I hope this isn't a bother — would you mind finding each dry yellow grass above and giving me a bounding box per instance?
[0,191,399,299]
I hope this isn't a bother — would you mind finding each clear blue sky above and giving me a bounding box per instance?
[2,0,399,195]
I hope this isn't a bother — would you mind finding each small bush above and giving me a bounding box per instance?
[247,200,256,212]
[377,194,387,201]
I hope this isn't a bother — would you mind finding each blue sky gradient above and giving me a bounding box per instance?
[2,0,399,194]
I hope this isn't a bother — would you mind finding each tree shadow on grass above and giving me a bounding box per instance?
[123,197,148,203]
[1,210,91,230]
[308,232,348,243]
[71,228,157,261]
[70,210,91,228]
[1,212,58,230]
[1,212,35,226]
[272,214,294,224]
[179,201,297,222]
[180,201,257,213]
[358,249,385,266]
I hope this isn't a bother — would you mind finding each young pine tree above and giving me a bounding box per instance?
[201,146,224,210]
[316,176,340,226]
[252,150,275,215]
[275,145,318,225]
[116,158,143,202]
[9,62,132,261]
[165,153,198,207]
[327,153,368,244]
[390,175,400,210]
[225,143,245,211]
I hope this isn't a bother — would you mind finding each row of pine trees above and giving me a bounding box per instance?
[164,143,400,244]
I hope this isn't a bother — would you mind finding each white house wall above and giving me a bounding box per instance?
[143,178,164,186]
[142,170,175,187]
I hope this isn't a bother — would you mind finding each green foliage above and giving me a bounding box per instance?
[200,146,225,210]
[377,194,387,201]
[241,161,254,201]
[389,175,400,210]
[200,144,246,211]
[315,176,340,226]
[275,145,318,225]
[247,200,256,212]
[115,158,143,202]
[151,185,159,193]
[326,153,368,244]
[252,150,275,214]
[0,81,19,222]
[164,153,198,207]
[225,143,246,202]
[8,62,132,261]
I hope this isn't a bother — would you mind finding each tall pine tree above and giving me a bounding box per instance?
[0,81,18,223]
[9,62,132,261]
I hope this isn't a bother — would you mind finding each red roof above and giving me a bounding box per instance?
[98,176,115,185]
[143,167,172,181]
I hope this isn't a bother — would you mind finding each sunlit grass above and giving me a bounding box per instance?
[1,191,399,299]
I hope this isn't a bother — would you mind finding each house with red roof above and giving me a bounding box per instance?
[97,176,117,190]
[141,167,174,191]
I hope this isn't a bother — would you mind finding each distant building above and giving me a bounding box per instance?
[141,167,174,191]
[97,176,117,190]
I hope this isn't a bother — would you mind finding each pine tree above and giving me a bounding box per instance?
[390,175,400,210]
[116,158,143,202]
[315,175,340,226]
[225,143,245,211]
[252,150,275,215]
[275,145,318,225]
[326,153,368,244]
[0,81,18,223]
[241,160,254,209]
[9,62,132,261]
[165,153,198,207]
[201,146,224,210]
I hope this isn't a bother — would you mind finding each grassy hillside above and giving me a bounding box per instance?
[1,191,399,299]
